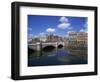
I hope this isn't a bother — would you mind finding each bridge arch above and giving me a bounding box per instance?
[57,42,65,48]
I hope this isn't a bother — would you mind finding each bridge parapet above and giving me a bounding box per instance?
[28,42,65,51]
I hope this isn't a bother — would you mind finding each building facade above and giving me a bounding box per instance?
[68,31,78,48]
[68,31,87,49]
[77,32,87,48]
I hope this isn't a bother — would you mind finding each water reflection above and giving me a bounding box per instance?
[28,47,87,66]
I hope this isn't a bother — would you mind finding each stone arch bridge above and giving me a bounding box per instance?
[28,42,65,51]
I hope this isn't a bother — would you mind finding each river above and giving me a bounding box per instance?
[28,47,87,66]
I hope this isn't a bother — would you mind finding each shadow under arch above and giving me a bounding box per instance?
[42,45,56,51]
[58,44,63,49]
[28,47,36,54]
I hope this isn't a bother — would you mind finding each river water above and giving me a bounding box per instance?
[28,47,87,66]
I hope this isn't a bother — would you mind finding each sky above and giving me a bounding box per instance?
[28,15,87,38]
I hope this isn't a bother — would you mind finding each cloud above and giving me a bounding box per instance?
[80,29,84,32]
[68,27,73,30]
[28,34,33,37]
[59,16,69,23]
[46,28,55,33]
[58,22,71,29]
[58,16,72,29]
[80,29,87,32]
[67,31,75,34]
[39,32,45,36]
[28,34,34,39]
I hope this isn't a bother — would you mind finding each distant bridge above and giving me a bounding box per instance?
[28,42,65,51]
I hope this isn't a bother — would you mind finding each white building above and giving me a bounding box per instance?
[39,35,47,42]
